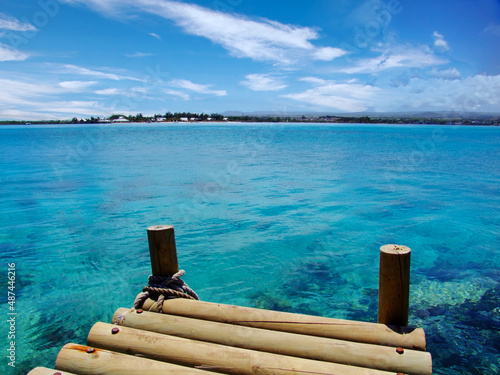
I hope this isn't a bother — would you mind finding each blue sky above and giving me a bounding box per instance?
[0,0,499,120]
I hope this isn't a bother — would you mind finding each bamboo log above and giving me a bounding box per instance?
[147,225,179,276]
[88,322,407,375]
[27,367,77,375]
[139,297,426,350]
[378,244,411,327]
[113,307,431,374]
[55,343,215,375]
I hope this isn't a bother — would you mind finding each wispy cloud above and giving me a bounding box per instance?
[0,12,37,31]
[433,31,450,51]
[283,77,379,112]
[0,42,29,61]
[37,100,104,114]
[149,32,162,40]
[126,51,154,58]
[0,77,110,118]
[428,67,460,79]
[0,14,33,61]
[57,64,142,81]
[168,78,227,96]
[241,74,287,91]
[339,45,448,74]
[163,88,190,100]
[0,78,98,103]
[61,0,347,65]
[484,23,500,37]
[95,86,149,96]
[0,78,55,105]
[95,88,121,95]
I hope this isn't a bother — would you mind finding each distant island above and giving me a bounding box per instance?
[1,111,499,126]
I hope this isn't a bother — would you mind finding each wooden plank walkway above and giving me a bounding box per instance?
[28,225,432,375]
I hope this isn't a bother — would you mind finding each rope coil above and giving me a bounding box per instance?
[133,270,199,313]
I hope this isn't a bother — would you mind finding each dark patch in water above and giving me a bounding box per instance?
[305,240,326,253]
[423,260,484,282]
[431,244,452,254]
[248,289,323,317]
[249,291,293,312]
[346,288,378,322]
[422,264,463,282]
[16,198,39,207]
[418,282,500,374]
[253,221,273,231]
[411,302,448,320]
[361,288,378,298]
[281,260,340,299]
[294,302,322,316]
[258,205,295,217]
[358,208,394,221]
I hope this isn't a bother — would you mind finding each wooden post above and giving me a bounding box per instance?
[378,244,411,327]
[147,225,179,276]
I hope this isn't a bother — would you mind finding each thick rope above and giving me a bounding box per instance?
[133,270,199,313]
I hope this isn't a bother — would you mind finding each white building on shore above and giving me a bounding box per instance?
[112,116,129,123]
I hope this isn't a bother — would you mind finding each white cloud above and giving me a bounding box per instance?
[0,43,29,61]
[59,80,97,90]
[241,74,287,91]
[0,77,111,118]
[0,13,37,31]
[428,67,461,79]
[313,47,347,61]
[283,78,379,112]
[168,79,227,96]
[433,31,450,51]
[38,100,104,114]
[60,0,346,64]
[339,45,448,74]
[95,88,121,95]
[372,74,500,112]
[152,1,337,64]
[0,78,96,104]
[0,79,53,106]
[284,74,500,113]
[0,109,57,121]
[299,76,327,85]
[149,32,162,40]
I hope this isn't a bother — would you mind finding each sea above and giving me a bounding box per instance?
[0,123,499,374]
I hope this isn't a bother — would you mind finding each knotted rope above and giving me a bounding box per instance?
[133,270,199,313]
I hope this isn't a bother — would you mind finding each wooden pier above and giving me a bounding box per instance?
[28,225,432,375]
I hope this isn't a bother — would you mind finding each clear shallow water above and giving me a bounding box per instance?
[0,123,499,374]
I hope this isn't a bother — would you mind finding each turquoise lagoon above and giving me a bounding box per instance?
[0,123,499,374]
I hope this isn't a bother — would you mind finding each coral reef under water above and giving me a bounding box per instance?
[248,254,500,375]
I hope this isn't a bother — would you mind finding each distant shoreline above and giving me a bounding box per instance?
[1,114,499,127]
[1,121,498,126]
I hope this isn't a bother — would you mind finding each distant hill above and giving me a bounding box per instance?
[222,110,500,120]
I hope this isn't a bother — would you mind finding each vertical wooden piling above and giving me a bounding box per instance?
[147,225,179,277]
[378,244,411,327]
